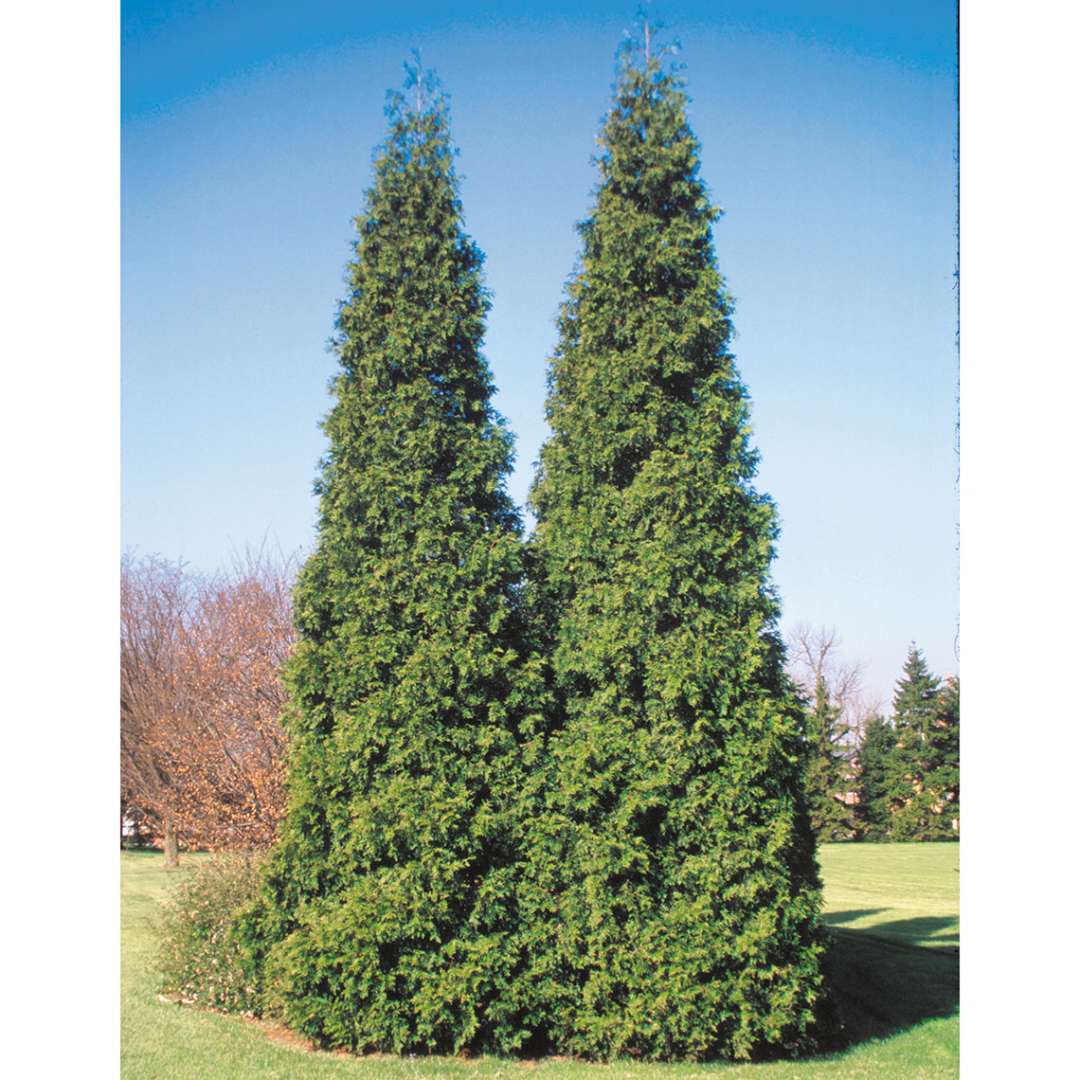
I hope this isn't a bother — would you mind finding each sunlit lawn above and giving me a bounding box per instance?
[122,842,958,1079]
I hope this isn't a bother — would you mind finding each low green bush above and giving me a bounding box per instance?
[157,852,265,1014]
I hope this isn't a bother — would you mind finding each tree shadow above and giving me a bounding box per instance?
[823,907,888,926]
[825,913,959,1048]
[871,914,959,945]
[826,909,959,945]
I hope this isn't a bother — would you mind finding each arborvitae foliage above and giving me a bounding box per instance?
[234,67,542,1055]
[523,38,826,1063]
[854,714,897,840]
[804,679,858,841]
[885,645,958,840]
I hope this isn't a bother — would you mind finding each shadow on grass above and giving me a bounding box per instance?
[871,914,959,946]
[826,914,959,1048]
[822,908,888,925]
[825,909,959,946]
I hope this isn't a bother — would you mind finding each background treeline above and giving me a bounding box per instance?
[788,625,959,843]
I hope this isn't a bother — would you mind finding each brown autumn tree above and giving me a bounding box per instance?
[121,553,190,864]
[120,551,295,863]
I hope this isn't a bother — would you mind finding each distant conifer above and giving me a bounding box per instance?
[854,714,898,839]
[887,647,958,840]
[804,679,859,841]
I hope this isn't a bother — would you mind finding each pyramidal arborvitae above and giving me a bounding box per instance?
[235,63,543,1056]
[522,36,828,1061]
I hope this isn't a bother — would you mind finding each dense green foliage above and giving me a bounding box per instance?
[854,715,898,840]
[804,680,858,841]
[126,17,960,1064]
[522,47,826,1062]
[931,677,960,822]
[885,649,958,840]
[853,648,959,842]
[234,71,542,1055]
[158,853,265,1014]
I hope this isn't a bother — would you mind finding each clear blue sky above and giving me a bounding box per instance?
[121,1,958,707]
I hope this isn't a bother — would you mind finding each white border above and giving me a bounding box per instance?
[962,1,1079,1074]
[3,1,119,1069]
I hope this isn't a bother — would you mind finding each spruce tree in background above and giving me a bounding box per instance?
[886,645,957,840]
[804,679,858,841]
[235,64,541,1055]
[931,676,960,834]
[523,32,825,1062]
[854,714,897,839]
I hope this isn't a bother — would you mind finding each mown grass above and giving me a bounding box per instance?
[122,842,958,1079]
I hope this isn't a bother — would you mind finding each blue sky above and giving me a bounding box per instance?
[121,1,958,706]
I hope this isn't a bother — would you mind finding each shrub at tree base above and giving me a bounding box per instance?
[157,853,265,1014]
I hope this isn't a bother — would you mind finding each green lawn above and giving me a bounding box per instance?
[122,843,958,1079]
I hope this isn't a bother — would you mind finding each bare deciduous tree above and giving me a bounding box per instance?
[786,623,874,838]
[787,622,878,747]
[121,553,192,865]
[120,549,296,862]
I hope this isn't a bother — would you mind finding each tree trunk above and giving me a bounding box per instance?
[163,816,179,868]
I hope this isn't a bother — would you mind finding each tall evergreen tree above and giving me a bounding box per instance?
[854,713,897,840]
[236,65,541,1055]
[886,645,957,840]
[523,34,826,1062]
[804,678,858,841]
[930,676,960,834]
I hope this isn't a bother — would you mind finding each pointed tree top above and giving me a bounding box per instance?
[618,4,680,74]
[384,49,445,125]
[403,48,440,112]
